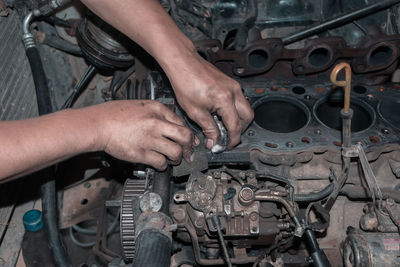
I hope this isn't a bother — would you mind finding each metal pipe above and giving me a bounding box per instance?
[282,0,400,45]
[185,224,257,265]
[22,11,37,49]
[254,194,303,236]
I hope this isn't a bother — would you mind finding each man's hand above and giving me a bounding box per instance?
[0,100,196,182]
[81,0,254,150]
[95,100,196,170]
[165,52,254,150]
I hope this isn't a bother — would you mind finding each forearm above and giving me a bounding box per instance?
[0,108,101,182]
[80,0,197,75]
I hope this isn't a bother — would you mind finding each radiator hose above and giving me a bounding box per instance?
[133,229,172,267]
[133,210,173,267]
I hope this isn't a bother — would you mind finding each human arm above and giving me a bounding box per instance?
[0,100,194,183]
[80,0,254,149]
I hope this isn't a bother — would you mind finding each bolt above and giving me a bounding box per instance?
[247,130,255,136]
[314,129,322,135]
[386,198,395,207]
[198,183,206,190]
[84,182,91,188]
[195,217,204,228]
[377,225,384,232]
[239,187,254,201]
[304,95,311,100]
[247,171,256,179]
[250,212,258,221]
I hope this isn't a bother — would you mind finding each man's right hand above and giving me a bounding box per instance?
[91,100,196,170]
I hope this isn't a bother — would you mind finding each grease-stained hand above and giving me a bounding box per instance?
[93,100,196,170]
[166,52,254,150]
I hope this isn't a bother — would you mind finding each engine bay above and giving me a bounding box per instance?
[1,0,400,266]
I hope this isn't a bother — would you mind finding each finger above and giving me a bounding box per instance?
[153,102,186,127]
[190,109,219,149]
[234,93,254,131]
[217,104,242,149]
[159,122,194,162]
[152,137,183,164]
[142,150,168,171]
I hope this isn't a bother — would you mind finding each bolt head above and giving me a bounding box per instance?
[239,187,254,201]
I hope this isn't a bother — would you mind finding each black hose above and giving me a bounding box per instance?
[61,64,96,109]
[233,0,257,50]
[304,229,331,267]
[153,169,171,215]
[110,64,136,99]
[42,16,71,28]
[340,185,400,203]
[132,229,172,267]
[26,46,71,267]
[26,47,53,115]
[293,183,334,202]
[42,34,82,56]
[41,180,71,267]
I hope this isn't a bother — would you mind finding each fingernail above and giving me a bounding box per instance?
[190,153,195,162]
[206,139,214,149]
[194,136,200,146]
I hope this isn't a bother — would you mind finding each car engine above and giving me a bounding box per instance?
[1,0,400,266]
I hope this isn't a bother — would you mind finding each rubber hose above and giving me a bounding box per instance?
[132,229,172,267]
[293,183,334,202]
[26,47,53,115]
[26,46,71,267]
[41,180,71,267]
[43,35,82,56]
[153,169,171,215]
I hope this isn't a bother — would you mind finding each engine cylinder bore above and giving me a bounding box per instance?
[254,97,309,133]
[308,47,332,67]
[378,96,400,129]
[248,49,269,69]
[315,97,374,132]
[369,45,394,67]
